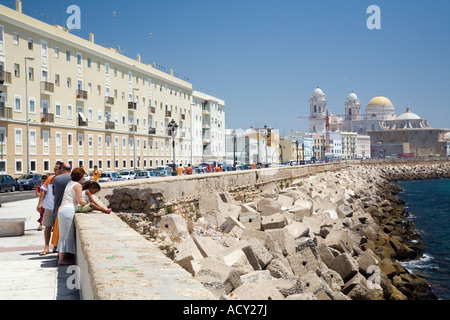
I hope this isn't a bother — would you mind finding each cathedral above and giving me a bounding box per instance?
[308,87,432,134]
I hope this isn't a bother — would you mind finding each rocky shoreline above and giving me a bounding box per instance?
[118,162,449,300]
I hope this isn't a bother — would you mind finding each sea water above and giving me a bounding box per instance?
[395,179,450,300]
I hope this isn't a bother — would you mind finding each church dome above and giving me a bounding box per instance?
[313,88,325,96]
[367,96,394,108]
[397,105,421,120]
[366,96,396,120]
[347,92,358,100]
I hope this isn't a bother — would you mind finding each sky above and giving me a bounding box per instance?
[2,0,450,135]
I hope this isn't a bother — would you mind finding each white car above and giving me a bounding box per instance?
[117,170,136,180]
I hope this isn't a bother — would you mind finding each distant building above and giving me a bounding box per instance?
[308,88,432,135]
[369,129,450,158]
[357,135,371,159]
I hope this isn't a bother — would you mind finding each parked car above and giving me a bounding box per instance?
[117,170,136,180]
[0,174,23,192]
[154,169,172,177]
[193,167,206,174]
[98,172,122,183]
[134,171,157,179]
[17,174,42,190]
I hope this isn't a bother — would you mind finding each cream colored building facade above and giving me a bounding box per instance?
[0,2,225,177]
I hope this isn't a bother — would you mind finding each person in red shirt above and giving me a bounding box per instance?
[206,164,212,173]
[185,164,194,175]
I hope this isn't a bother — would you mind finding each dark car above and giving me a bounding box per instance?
[154,169,172,177]
[0,174,23,192]
[17,174,42,190]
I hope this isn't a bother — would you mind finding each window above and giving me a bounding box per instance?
[13,33,19,45]
[41,41,48,56]
[97,62,100,71]
[55,103,61,117]
[28,38,33,50]
[14,63,20,77]
[43,131,49,155]
[15,129,22,154]
[67,77,71,88]
[29,98,36,114]
[55,47,59,58]
[27,67,34,81]
[67,134,73,148]
[105,63,110,76]
[97,110,102,123]
[30,130,36,154]
[66,50,71,61]
[67,105,73,119]
[87,58,91,68]
[14,96,22,112]
[55,74,60,87]
[15,160,23,174]
[77,53,82,66]
[88,109,93,122]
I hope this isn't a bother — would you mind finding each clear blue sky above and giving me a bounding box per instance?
[3,0,450,134]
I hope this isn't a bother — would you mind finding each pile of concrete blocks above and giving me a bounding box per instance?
[161,167,430,300]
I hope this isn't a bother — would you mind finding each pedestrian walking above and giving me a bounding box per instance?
[36,161,63,256]
[36,175,48,231]
[177,164,184,176]
[92,165,101,182]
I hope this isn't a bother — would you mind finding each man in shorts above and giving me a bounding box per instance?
[36,161,63,256]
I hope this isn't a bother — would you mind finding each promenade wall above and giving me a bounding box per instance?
[74,158,450,300]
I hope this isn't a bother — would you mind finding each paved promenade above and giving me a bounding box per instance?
[0,198,79,300]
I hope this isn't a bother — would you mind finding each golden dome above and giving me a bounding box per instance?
[367,96,394,108]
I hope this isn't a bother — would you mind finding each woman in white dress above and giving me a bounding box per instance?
[57,167,88,265]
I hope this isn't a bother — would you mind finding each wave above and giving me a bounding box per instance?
[400,253,436,273]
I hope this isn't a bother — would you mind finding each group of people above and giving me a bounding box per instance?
[174,163,226,176]
[36,162,111,265]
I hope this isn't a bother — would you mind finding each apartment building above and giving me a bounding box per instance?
[191,91,226,165]
[0,2,225,177]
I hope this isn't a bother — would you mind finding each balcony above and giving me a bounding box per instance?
[41,81,55,95]
[76,90,88,101]
[202,107,210,115]
[202,121,210,129]
[165,110,172,118]
[128,102,136,110]
[0,106,12,118]
[105,121,115,130]
[149,106,156,114]
[41,112,55,123]
[105,96,115,107]
[129,125,137,132]
[0,71,12,86]
[180,114,186,121]
[148,127,156,135]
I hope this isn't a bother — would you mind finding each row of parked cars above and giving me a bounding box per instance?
[96,167,172,183]
[0,173,43,192]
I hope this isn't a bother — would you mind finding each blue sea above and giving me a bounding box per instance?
[395,179,450,300]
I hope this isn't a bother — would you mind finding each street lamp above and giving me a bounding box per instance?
[232,130,237,170]
[132,88,139,170]
[25,57,35,174]
[168,119,178,169]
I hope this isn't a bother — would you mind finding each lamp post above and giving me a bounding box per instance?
[168,119,178,169]
[302,143,305,164]
[132,88,139,170]
[232,130,237,170]
[25,57,35,174]
[295,141,299,165]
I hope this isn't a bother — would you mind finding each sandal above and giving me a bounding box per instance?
[39,250,50,256]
